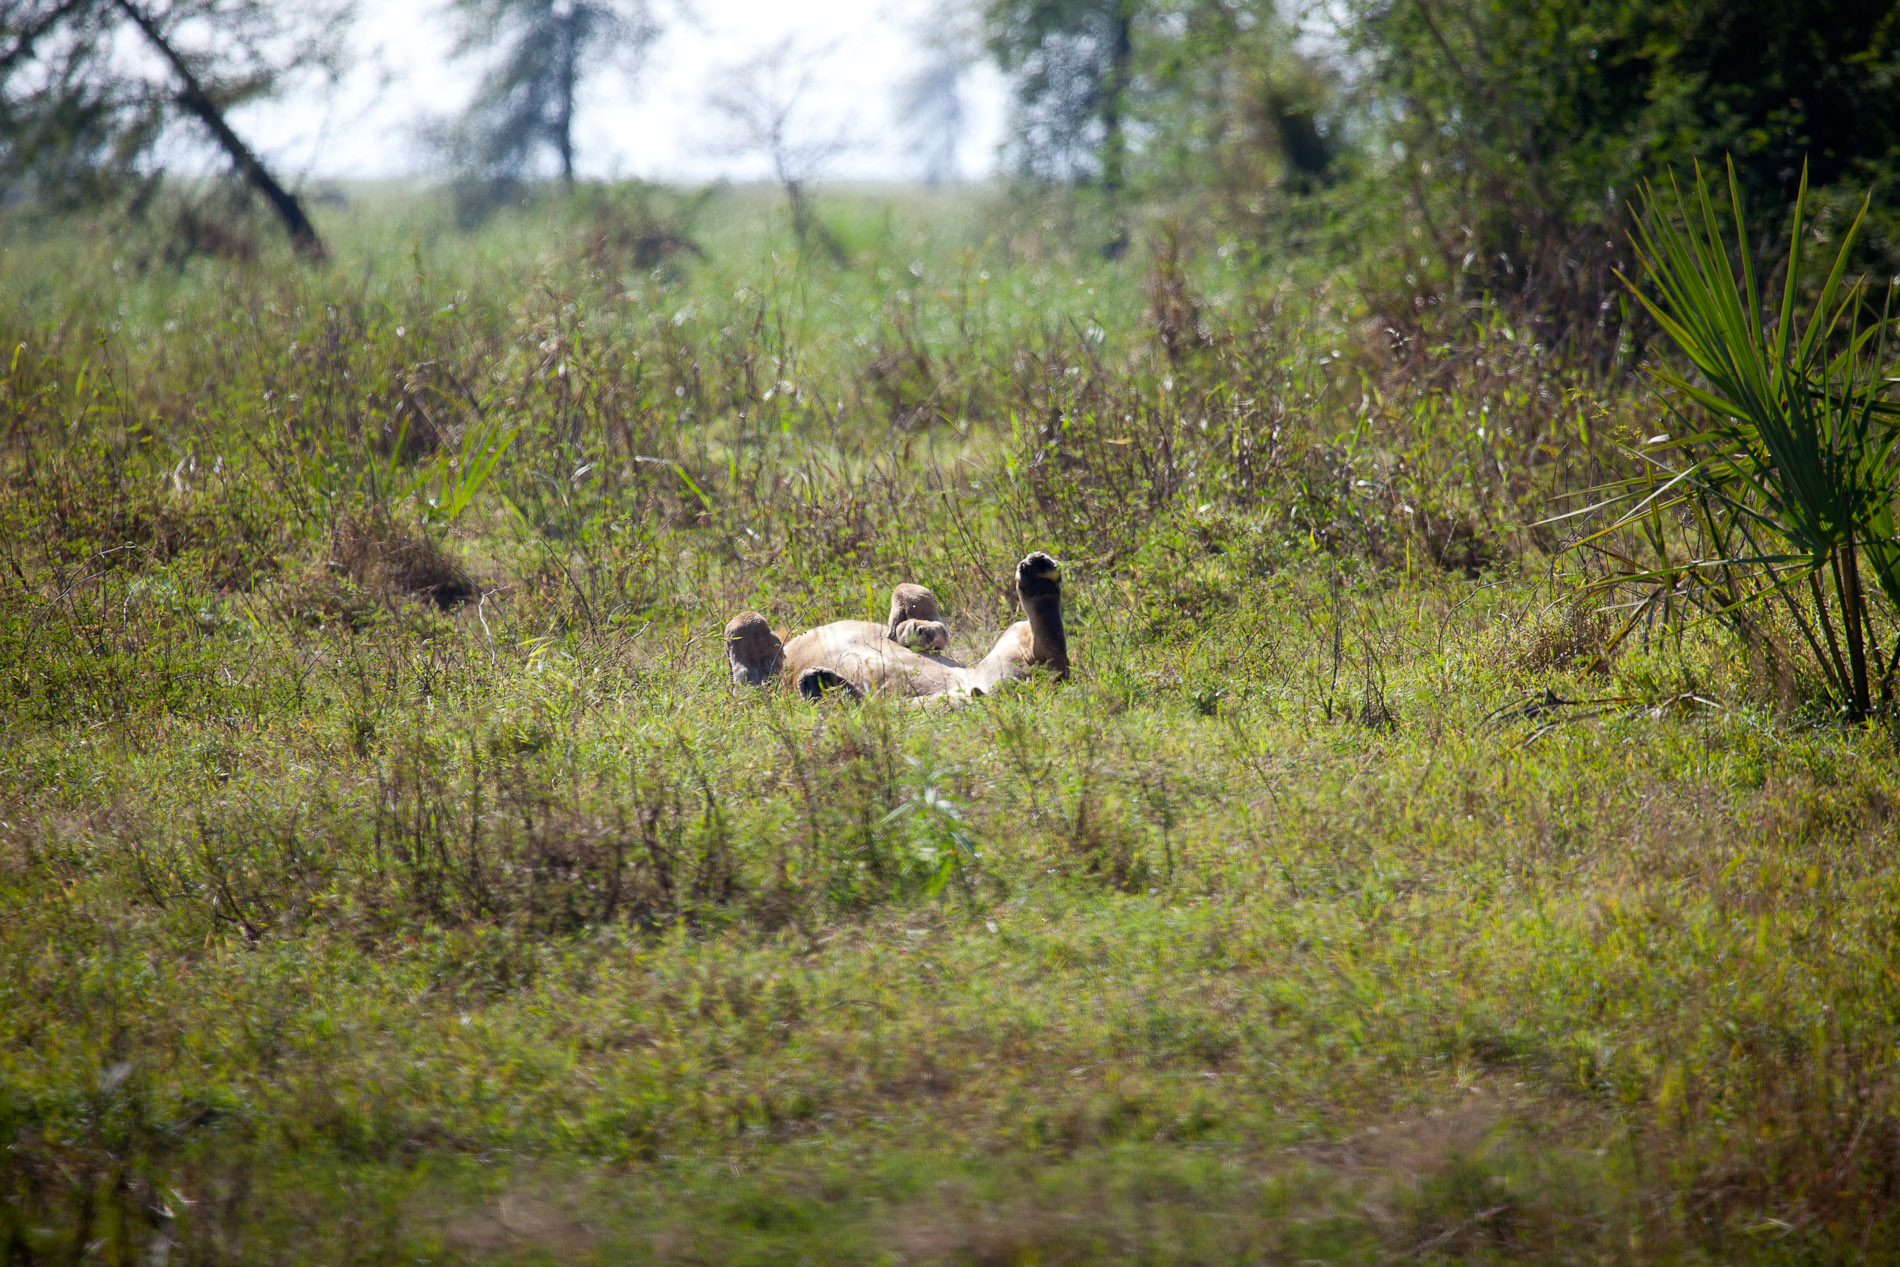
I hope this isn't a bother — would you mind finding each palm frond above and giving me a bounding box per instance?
[1566,157,1900,719]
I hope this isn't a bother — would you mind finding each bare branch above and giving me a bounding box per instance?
[110,0,325,258]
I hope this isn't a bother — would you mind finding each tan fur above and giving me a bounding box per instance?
[887,583,941,626]
[891,617,950,653]
[886,583,949,653]
[781,619,1037,698]
[723,611,784,686]
[724,553,1068,702]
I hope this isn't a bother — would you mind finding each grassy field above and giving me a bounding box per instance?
[4,183,1900,1264]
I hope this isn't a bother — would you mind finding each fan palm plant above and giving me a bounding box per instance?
[1560,159,1900,719]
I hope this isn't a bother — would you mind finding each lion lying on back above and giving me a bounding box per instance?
[723,552,1069,701]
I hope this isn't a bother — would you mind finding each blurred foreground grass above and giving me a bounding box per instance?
[3,184,1898,1263]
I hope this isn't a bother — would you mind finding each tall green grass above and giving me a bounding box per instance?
[3,182,1899,1263]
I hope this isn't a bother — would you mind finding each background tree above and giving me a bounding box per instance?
[984,0,1137,189]
[1345,0,1900,348]
[442,0,659,193]
[982,0,1340,207]
[1,1,134,212]
[707,37,854,261]
[1138,0,1340,216]
[0,0,349,257]
[896,7,980,187]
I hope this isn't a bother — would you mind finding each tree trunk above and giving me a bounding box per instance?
[1838,538,1870,719]
[1099,0,1133,195]
[111,0,327,259]
[1808,569,1853,716]
[556,9,577,187]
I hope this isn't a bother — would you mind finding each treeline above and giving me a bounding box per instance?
[984,0,1900,344]
[4,0,1899,333]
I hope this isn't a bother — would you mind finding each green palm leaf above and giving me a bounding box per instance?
[1557,157,1900,718]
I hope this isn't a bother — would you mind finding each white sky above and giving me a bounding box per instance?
[232,0,1008,184]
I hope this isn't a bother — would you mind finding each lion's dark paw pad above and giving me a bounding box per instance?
[1016,552,1062,600]
[797,667,862,702]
